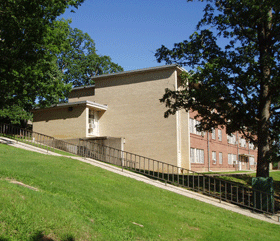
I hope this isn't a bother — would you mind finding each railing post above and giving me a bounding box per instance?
[203,175,205,194]
[192,172,194,190]
[198,173,200,192]
[182,169,185,187]
[219,180,222,203]
[272,192,275,215]
[121,150,124,172]
[237,186,239,204]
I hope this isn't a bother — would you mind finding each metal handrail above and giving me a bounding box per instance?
[0,123,277,215]
[78,138,277,215]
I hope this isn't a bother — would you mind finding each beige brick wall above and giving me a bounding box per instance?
[70,67,188,166]
[33,105,87,139]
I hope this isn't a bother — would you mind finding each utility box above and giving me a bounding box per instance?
[252,177,274,213]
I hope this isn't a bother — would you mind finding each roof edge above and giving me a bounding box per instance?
[71,65,187,91]
[31,100,108,112]
[89,64,186,81]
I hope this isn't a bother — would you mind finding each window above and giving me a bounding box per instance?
[227,134,237,144]
[197,149,204,163]
[190,148,204,164]
[190,148,195,163]
[189,118,202,136]
[219,152,223,164]
[249,142,254,150]
[218,129,222,141]
[88,109,99,135]
[88,110,95,134]
[212,128,216,139]
[240,138,247,148]
[233,154,237,164]
[196,120,202,135]
[227,135,231,144]
[212,151,217,164]
[189,118,195,134]
[228,153,233,165]
[249,156,255,165]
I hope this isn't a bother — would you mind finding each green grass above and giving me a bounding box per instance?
[1,134,78,157]
[204,171,253,175]
[0,144,280,240]
[51,148,78,157]
[209,171,280,195]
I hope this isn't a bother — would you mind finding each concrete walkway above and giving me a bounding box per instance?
[1,136,279,225]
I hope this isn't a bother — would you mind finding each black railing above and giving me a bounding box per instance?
[0,123,55,153]
[0,123,278,215]
[79,138,277,215]
[0,123,78,156]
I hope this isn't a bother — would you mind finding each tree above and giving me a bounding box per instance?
[155,0,280,177]
[0,0,85,124]
[57,24,123,87]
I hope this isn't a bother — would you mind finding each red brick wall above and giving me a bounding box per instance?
[189,111,258,172]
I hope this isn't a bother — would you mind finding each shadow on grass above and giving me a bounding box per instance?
[29,231,75,241]
[0,237,9,241]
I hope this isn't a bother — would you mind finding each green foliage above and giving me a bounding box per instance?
[155,0,280,177]
[57,23,123,87]
[0,0,123,124]
[0,0,85,124]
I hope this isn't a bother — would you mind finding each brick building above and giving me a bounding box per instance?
[33,65,258,172]
[189,111,258,172]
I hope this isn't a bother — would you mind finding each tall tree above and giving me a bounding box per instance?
[57,24,123,87]
[155,0,280,177]
[0,0,85,124]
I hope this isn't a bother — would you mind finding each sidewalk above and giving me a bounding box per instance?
[1,136,279,225]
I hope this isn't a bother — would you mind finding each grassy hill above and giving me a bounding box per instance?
[0,144,280,241]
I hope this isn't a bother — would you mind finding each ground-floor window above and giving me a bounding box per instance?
[249,156,255,165]
[190,148,204,164]
[212,151,217,164]
[219,152,223,164]
[228,153,237,165]
[88,109,99,135]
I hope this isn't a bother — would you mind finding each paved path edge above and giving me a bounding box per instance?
[1,136,279,225]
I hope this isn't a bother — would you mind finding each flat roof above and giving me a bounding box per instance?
[72,85,95,90]
[90,64,186,80]
[71,64,186,91]
[32,100,108,112]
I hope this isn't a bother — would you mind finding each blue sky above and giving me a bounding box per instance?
[62,0,207,71]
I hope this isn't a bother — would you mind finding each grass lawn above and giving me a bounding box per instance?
[2,134,79,157]
[0,144,280,240]
[208,170,280,195]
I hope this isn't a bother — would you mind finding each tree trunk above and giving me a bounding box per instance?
[257,101,270,177]
[256,71,271,178]
[256,15,272,178]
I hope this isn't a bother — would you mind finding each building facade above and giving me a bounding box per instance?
[32,65,257,172]
[189,111,258,172]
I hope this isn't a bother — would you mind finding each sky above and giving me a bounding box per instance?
[61,0,207,71]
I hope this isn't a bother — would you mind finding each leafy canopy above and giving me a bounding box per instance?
[0,0,85,124]
[57,23,123,87]
[155,0,280,177]
[0,0,123,124]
